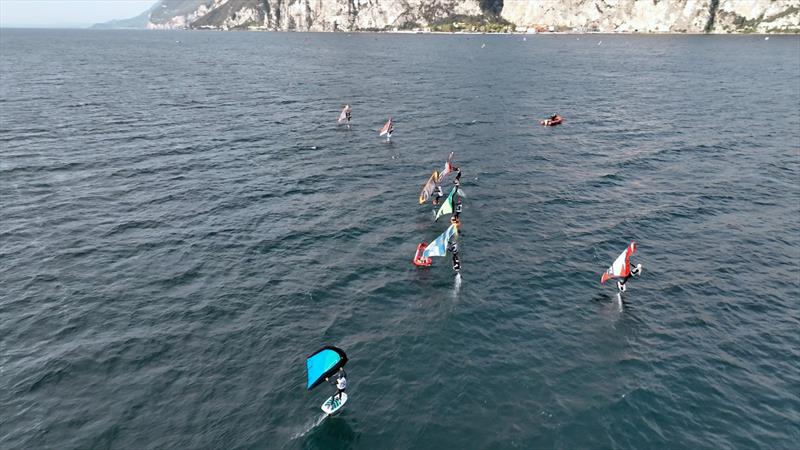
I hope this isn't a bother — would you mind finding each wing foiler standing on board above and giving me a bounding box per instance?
[379,117,393,141]
[600,242,643,293]
[449,239,461,273]
[338,104,351,127]
[438,152,465,197]
[306,346,349,415]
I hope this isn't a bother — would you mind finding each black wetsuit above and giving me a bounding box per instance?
[450,242,461,271]
[619,265,640,288]
[454,202,462,219]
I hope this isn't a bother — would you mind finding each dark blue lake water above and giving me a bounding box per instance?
[1,29,799,449]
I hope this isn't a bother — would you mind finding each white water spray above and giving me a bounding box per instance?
[453,273,462,297]
[290,413,327,440]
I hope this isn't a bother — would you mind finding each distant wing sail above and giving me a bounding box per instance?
[422,224,458,258]
[435,186,458,221]
[419,171,440,204]
[600,242,636,284]
[338,107,348,123]
[379,118,392,136]
[306,346,348,390]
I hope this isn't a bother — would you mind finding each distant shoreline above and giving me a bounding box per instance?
[2,26,797,35]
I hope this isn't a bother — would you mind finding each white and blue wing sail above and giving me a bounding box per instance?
[421,224,458,258]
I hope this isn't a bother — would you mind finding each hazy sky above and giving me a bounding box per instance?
[0,0,159,28]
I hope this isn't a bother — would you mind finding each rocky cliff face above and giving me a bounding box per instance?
[501,0,708,33]
[132,0,799,33]
[714,0,800,33]
[146,0,484,31]
[501,0,800,33]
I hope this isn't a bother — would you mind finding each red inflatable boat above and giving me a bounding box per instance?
[540,116,564,127]
[413,242,432,267]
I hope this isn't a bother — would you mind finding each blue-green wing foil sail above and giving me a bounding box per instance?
[434,186,458,221]
[306,346,348,390]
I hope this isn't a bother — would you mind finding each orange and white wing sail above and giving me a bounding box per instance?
[601,242,636,284]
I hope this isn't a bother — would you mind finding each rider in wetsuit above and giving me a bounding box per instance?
[450,242,461,272]
[432,185,444,206]
[326,367,347,402]
[617,264,642,292]
[453,197,463,220]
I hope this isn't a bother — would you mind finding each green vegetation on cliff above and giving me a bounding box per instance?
[429,14,512,33]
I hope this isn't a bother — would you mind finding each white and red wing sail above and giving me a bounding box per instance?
[379,117,393,136]
[439,152,455,179]
[601,242,636,284]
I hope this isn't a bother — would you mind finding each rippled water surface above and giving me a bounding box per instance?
[1,30,799,449]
